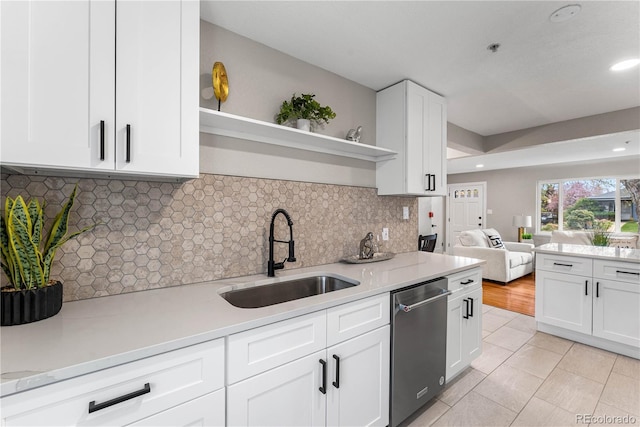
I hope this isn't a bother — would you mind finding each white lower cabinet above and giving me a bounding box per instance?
[535,270,592,334]
[535,253,640,356]
[1,339,225,426]
[131,389,225,427]
[226,294,390,427]
[446,268,482,382]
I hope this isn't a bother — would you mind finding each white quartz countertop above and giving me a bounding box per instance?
[0,251,483,396]
[534,243,640,262]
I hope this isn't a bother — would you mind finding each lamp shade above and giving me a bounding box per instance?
[512,215,532,227]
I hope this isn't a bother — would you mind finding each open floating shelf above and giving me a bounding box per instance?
[199,108,397,162]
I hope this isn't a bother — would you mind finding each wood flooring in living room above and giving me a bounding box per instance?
[483,273,535,316]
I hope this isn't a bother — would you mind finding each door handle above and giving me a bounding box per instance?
[88,383,150,413]
[430,174,436,191]
[99,120,105,161]
[126,124,131,163]
[398,290,451,312]
[424,174,430,191]
[468,297,474,317]
[463,299,469,319]
[585,280,588,296]
[319,359,327,394]
[332,354,340,389]
[596,282,600,298]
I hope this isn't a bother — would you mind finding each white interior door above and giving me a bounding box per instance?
[446,182,486,253]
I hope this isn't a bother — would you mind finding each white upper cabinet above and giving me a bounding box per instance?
[1,0,199,179]
[376,80,447,196]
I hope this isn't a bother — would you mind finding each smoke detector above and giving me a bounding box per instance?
[549,4,581,23]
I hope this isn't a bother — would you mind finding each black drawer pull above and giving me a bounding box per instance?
[319,359,327,394]
[332,354,340,389]
[616,270,640,276]
[461,279,474,285]
[553,262,573,267]
[88,383,150,414]
[99,120,105,161]
[126,124,131,163]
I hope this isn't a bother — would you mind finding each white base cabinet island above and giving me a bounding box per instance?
[535,244,640,359]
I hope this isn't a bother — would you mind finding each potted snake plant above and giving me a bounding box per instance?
[0,185,96,326]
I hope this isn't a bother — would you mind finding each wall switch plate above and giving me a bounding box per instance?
[402,206,409,219]
[382,228,389,241]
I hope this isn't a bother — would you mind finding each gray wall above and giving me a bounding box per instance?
[448,156,640,242]
[199,21,379,187]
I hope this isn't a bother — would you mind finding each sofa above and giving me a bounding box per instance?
[453,228,534,284]
[549,230,640,248]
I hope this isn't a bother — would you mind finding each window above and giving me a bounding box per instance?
[537,177,639,233]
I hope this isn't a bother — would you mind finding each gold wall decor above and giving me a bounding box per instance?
[212,61,229,111]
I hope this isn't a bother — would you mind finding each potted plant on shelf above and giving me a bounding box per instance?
[275,93,336,131]
[589,221,612,247]
[0,185,96,326]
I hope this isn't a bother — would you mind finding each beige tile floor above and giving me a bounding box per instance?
[402,304,640,427]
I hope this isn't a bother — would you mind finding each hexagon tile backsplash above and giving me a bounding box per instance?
[1,173,418,302]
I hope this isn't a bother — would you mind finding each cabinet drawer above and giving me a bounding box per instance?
[327,294,390,347]
[536,253,592,276]
[130,389,225,427]
[1,339,224,427]
[447,268,482,296]
[594,260,640,284]
[227,311,326,384]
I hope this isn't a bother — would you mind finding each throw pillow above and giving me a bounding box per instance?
[482,228,505,249]
[609,236,639,249]
[459,229,490,248]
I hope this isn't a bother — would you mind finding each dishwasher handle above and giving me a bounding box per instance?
[398,290,451,313]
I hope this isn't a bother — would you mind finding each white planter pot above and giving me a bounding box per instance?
[296,119,311,132]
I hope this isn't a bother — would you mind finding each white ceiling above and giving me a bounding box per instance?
[200,1,640,172]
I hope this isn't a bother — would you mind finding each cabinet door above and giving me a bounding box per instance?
[424,91,447,195]
[535,270,592,334]
[130,389,225,427]
[446,294,465,382]
[405,81,430,194]
[1,0,115,170]
[326,326,390,427]
[115,0,198,177]
[463,288,483,363]
[227,350,326,427]
[592,279,640,347]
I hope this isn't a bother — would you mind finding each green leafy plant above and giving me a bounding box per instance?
[589,220,612,247]
[275,93,336,129]
[521,233,533,240]
[0,185,96,290]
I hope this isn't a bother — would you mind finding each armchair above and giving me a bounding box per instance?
[453,229,534,284]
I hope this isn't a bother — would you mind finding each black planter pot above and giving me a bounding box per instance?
[1,281,63,326]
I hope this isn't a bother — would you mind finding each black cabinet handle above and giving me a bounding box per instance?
[332,354,340,389]
[616,270,640,276]
[596,282,600,298]
[430,174,436,191]
[463,299,469,319]
[99,120,105,161]
[585,280,588,296]
[469,297,474,317]
[319,359,327,394]
[425,174,431,191]
[461,279,474,285]
[88,383,150,414]
[126,124,131,163]
[554,262,573,267]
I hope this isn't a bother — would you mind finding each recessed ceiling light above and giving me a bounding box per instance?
[476,164,484,168]
[610,59,640,71]
[549,4,581,23]
[613,147,626,152]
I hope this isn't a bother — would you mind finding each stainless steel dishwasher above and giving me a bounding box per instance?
[390,277,450,427]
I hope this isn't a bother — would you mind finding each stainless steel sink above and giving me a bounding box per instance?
[220,275,359,308]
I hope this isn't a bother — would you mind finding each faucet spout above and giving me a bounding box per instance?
[268,209,296,277]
